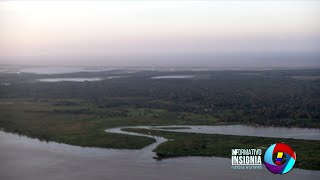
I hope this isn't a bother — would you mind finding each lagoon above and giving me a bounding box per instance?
[38,78,103,82]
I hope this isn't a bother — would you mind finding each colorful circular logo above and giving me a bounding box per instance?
[264,143,296,174]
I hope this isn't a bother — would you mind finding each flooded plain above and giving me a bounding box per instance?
[1,124,320,180]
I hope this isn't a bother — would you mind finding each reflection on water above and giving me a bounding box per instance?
[151,75,194,79]
[38,78,103,82]
[0,131,319,180]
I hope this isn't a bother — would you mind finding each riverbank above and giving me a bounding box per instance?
[123,128,320,170]
[1,130,320,180]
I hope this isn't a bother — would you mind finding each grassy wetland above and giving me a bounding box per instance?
[0,69,319,170]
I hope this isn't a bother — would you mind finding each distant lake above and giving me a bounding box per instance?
[151,75,194,79]
[38,78,103,82]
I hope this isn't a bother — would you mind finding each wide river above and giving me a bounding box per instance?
[0,125,319,180]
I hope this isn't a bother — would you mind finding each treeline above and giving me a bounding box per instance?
[1,69,319,128]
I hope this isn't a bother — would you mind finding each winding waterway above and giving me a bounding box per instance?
[1,125,319,180]
[107,125,320,141]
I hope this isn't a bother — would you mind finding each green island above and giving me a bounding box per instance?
[124,128,320,170]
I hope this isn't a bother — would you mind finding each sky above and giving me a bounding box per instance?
[0,1,319,67]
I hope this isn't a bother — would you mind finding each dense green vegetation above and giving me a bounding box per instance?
[1,69,319,128]
[0,102,154,149]
[124,128,320,170]
[0,100,220,148]
[0,69,319,170]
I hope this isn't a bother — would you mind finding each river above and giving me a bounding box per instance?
[0,125,319,180]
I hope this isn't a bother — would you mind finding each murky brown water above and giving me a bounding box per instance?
[1,129,319,180]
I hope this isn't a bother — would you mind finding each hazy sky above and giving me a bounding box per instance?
[0,1,319,67]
